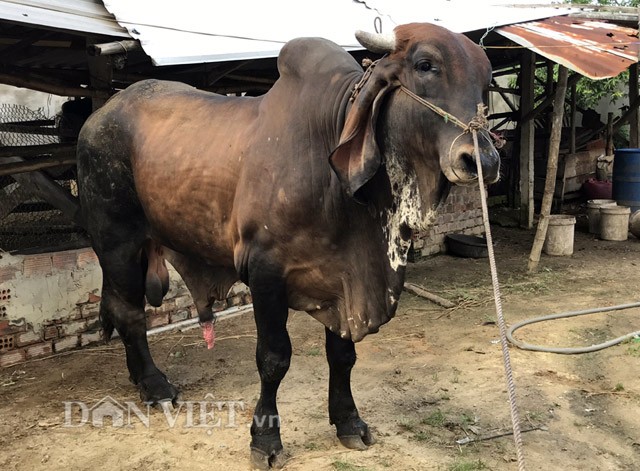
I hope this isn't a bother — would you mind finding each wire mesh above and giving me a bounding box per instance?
[0,103,87,254]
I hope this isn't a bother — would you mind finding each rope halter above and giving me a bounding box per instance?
[399,85,505,149]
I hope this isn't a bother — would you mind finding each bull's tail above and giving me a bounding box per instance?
[143,239,170,307]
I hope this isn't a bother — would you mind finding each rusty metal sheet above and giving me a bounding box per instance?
[497,16,639,80]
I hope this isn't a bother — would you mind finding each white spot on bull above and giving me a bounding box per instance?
[264,225,269,230]
[383,152,438,272]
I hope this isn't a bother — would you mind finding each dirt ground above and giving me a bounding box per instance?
[0,213,639,471]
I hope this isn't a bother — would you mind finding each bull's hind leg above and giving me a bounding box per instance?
[97,238,179,404]
[247,259,291,470]
[325,328,375,450]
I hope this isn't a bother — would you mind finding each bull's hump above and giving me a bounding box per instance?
[278,37,360,79]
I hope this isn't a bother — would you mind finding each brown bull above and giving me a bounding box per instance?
[77,22,499,469]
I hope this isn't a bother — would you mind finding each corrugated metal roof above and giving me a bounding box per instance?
[497,16,639,80]
[0,0,129,37]
[101,0,575,66]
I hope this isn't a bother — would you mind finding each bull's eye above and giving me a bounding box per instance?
[416,60,433,73]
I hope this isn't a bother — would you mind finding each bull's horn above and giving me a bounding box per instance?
[355,30,396,54]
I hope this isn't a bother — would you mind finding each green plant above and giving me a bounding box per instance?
[422,409,446,427]
[627,338,640,357]
[448,459,489,471]
[306,347,322,357]
[331,460,369,471]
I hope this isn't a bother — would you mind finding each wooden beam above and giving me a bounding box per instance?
[570,82,576,154]
[0,143,75,158]
[528,66,569,272]
[522,73,581,123]
[488,85,521,96]
[4,157,82,227]
[87,39,114,110]
[0,155,76,177]
[629,63,639,147]
[519,50,536,229]
[0,72,110,98]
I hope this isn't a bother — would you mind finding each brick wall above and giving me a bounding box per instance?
[409,184,484,259]
[0,247,250,368]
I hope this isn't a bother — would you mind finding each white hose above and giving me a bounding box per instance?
[507,302,640,354]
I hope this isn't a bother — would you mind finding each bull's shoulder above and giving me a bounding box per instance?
[277,37,360,80]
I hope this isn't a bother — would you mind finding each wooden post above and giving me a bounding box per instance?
[570,82,576,155]
[629,63,639,147]
[528,65,569,272]
[519,50,536,229]
[606,112,614,157]
[87,39,114,111]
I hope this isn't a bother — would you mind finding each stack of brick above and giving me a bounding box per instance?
[409,184,484,259]
[0,247,251,368]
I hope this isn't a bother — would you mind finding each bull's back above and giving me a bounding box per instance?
[78,79,260,265]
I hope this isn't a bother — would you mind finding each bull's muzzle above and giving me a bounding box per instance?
[446,130,500,185]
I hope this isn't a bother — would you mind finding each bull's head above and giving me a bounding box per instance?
[330,22,500,217]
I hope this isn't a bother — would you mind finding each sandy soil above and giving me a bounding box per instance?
[0,217,639,471]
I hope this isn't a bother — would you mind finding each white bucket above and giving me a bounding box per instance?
[543,215,576,256]
[587,199,617,234]
[600,205,631,241]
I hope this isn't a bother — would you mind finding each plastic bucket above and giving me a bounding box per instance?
[543,215,576,256]
[612,148,640,212]
[630,210,640,239]
[586,199,617,234]
[599,205,631,241]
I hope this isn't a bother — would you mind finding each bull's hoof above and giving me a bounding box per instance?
[137,373,180,405]
[249,447,286,470]
[337,418,376,450]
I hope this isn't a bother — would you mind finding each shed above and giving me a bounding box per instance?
[0,0,638,365]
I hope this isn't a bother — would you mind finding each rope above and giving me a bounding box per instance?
[390,79,526,467]
[400,86,506,148]
[473,129,527,471]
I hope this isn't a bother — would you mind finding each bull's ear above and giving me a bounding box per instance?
[329,63,398,202]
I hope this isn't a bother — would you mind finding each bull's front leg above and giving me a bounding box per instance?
[325,327,375,450]
[248,262,291,470]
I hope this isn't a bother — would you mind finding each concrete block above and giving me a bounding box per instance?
[80,330,102,346]
[17,330,41,346]
[43,325,60,340]
[0,349,26,367]
[59,319,87,337]
[53,335,79,353]
[25,341,53,359]
[170,309,190,323]
[52,251,77,270]
[174,294,194,310]
[147,312,169,329]
[22,254,53,277]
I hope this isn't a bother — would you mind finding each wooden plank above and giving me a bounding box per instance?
[519,50,535,229]
[0,155,76,177]
[3,157,82,227]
